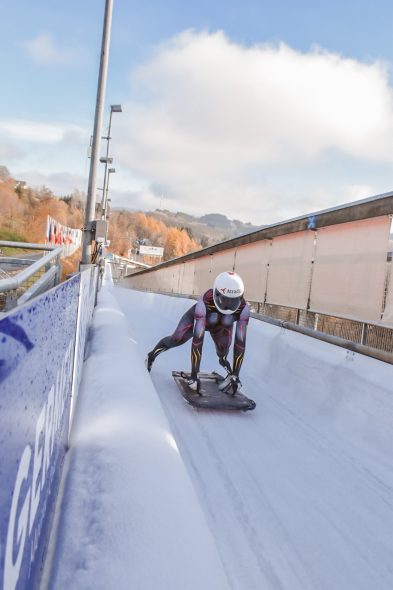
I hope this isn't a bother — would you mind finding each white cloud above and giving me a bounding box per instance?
[342,183,377,203]
[0,120,91,198]
[0,119,88,144]
[114,30,393,223]
[0,142,23,160]
[109,187,160,212]
[19,170,87,195]
[21,33,83,65]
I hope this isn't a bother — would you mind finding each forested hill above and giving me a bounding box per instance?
[0,165,262,264]
[110,208,263,259]
[149,210,263,247]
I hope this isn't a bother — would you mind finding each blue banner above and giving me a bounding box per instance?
[0,275,80,590]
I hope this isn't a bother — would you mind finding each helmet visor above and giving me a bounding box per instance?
[214,289,241,313]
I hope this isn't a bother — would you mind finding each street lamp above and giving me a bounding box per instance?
[100,104,122,217]
[102,105,122,145]
[104,168,116,219]
[103,168,115,245]
[110,103,122,115]
[99,156,113,213]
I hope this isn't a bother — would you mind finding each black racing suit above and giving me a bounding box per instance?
[148,289,250,378]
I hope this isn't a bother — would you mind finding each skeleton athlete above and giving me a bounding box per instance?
[146,271,250,394]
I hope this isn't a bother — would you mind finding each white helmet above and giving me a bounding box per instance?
[213,271,244,314]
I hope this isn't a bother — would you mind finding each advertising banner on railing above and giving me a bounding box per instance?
[0,275,80,590]
[46,216,82,257]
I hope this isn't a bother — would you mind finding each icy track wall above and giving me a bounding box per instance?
[0,267,98,590]
[122,194,393,328]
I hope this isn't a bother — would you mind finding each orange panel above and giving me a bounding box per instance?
[310,216,390,322]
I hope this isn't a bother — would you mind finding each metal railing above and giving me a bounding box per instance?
[108,254,150,283]
[0,241,63,313]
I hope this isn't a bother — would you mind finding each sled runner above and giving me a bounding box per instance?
[172,371,256,411]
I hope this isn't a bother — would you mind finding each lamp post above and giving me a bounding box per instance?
[99,156,113,215]
[106,104,123,143]
[100,104,122,215]
[104,167,116,220]
[103,168,115,244]
[81,0,114,265]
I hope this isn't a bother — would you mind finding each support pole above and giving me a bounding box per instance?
[81,0,114,265]
[101,109,113,219]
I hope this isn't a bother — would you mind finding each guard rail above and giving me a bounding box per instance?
[0,241,62,313]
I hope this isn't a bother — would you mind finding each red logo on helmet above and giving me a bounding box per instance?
[220,288,226,293]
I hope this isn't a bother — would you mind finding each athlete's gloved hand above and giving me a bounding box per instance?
[145,351,154,372]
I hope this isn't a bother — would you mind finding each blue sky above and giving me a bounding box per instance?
[0,0,392,224]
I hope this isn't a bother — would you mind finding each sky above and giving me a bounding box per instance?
[0,0,392,225]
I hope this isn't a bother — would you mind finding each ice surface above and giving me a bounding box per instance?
[45,267,393,590]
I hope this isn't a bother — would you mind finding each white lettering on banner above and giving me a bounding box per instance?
[3,342,73,590]
[28,404,46,536]
[43,386,55,482]
[4,446,32,590]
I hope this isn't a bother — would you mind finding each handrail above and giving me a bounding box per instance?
[0,241,58,251]
[0,246,63,294]
[17,266,58,306]
[251,312,393,365]
[110,254,150,268]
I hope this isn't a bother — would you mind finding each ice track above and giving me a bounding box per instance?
[46,283,393,590]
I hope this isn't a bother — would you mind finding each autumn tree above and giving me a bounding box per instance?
[163,227,199,260]
[0,165,11,181]
[0,178,27,230]
[107,209,138,257]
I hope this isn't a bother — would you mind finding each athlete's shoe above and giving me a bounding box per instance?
[145,351,154,372]
[187,377,200,392]
[218,373,232,391]
[218,374,241,395]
